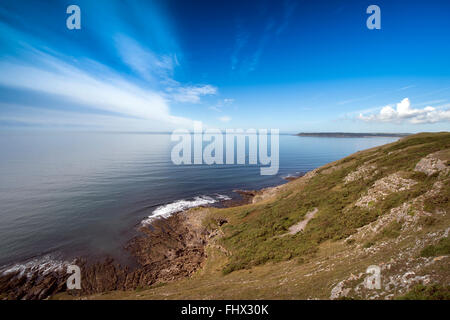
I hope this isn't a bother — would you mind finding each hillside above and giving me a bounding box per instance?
[61,132,450,300]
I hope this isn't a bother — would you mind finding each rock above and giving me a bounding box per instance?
[433,256,447,262]
[344,164,377,184]
[355,173,417,208]
[415,152,449,176]
[330,280,350,299]
[217,218,228,226]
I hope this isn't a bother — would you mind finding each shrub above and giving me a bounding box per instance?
[397,284,450,300]
[420,236,450,257]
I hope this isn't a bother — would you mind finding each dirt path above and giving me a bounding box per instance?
[287,208,318,235]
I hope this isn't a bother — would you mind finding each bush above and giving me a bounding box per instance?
[397,284,450,300]
[420,236,450,257]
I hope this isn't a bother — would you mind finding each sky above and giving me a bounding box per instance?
[0,0,449,133]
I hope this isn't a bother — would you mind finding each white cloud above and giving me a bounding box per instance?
[172,85,217,103]
[231,24,250,71]
[358,98,450,124]
[337,94,376,106]
[115,34,176,82]
[209,106,222,112]
[0,50,194,129]
[115,36,217,106]
[397,85,416,91]
[0,20,219,130]
[218,116,231,122]
[0,104,171,131]
[209,98,234,112]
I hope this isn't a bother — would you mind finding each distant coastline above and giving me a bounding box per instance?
[296,132,410,138]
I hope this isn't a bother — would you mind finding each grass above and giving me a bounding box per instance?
[397,284,450,300]
[420,236,450,257]
[214,133,450,273]
[418,215,439,227]
[424,179,450,213]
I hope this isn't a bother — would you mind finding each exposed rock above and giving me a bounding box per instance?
[330,280,350,299]
[347,180,445,247]
[333,200,448,300]
[344,164,378,184]
[415,151,449,177]
[355,173,417,208]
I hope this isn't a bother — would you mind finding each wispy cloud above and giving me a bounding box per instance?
[115,34,217,105]
[232,0,296,74]
[0,16,219,130]
[358,98,450,124]
[218,116,232,122]
[0,104,170,130]
[337,94,377,105]
[397,85,416,91]
[115,34,177,83]
[275,0,297,36]
[170,85,218,104]
[0,50,194,129]
[231,21,250,71]
[414,99,447,107]
[209,98,234,112]
[247,19,274,73]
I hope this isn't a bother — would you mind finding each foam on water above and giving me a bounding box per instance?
[141,194,230,225]
[215,194,232,201]
[282,171,302,179]
[0,255,70,278]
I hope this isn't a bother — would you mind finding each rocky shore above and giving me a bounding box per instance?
[0,209,213,299]
[0,186,267,300]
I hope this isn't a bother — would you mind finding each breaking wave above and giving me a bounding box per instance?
[141,194,231,225]
[0,255,70,278]
[215,194,232,201]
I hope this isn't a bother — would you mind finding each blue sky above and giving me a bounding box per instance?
[0,0,449,132]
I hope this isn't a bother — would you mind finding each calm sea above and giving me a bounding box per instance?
[0,131,398,269]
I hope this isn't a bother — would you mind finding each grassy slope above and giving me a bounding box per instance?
[62,132,450,300]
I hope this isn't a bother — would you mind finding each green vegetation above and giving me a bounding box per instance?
[424,180,450,213]
[135,282,167,292]
[213,133,450,273]
[418,215,439,227]
[420,236,450,257]
[362,219,403,249]
[381,220,403,239]
[363,241,375,248]
[372,220,403,242]
[397,284,450,300]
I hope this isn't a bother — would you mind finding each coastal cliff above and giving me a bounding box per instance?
[85,132,449,300]
[1,132,449,300]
